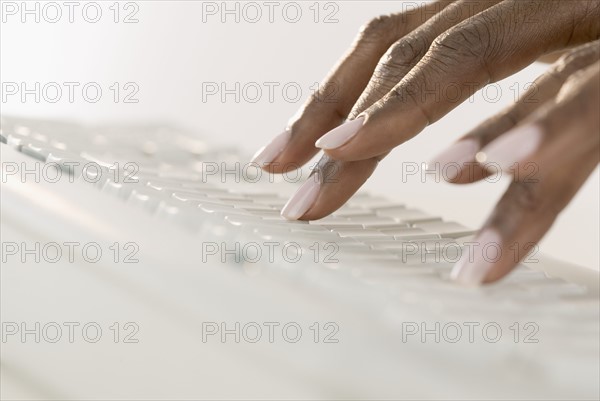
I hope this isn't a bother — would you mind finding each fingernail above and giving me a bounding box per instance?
[281,177,321,220]
[251,130,292,166]
[478,124,542,170]
[428,138,479,181]
[450,229,501,286]
[315,117,365,150]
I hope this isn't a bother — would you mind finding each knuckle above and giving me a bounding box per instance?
[510,181,544,214]
[556,63,600,106]
[508,180,563,220]
[357,14,401,45]
[352,35,430,115]
[430,22,492,68]
[368,35,429,92]
[382,35,429,75]
[490,179,567,235]
[427,8,511,75]
[351,82,390,117]
[554,41,600,75]
[490,181,544,231]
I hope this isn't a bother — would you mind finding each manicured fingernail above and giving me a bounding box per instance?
[451,229,501,286]
[251,130,292,166]
[315,117,365,150]
[281,177,321,220]
[478,124,542,170]
[428,139,479,181]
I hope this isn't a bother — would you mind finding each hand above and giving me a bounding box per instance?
[250,0,600,284]
[431,41,599,285]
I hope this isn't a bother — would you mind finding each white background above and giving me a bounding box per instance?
[1,0,598,269]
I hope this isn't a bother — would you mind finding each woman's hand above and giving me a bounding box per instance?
[251,0,600,284]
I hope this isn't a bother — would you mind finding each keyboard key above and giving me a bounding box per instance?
[20,142,52,161]
[102,179,146,200]
[225,214,264,226]
[6,133,24,149]
[378,225,421,233]
[236,204,277,212]
[79,163,115,188]
[172,191,209,203]
[347,195,398,209]
[350,235,396,243]
[412,221,476,238]
[127,187,169,212]
[346,215,397,225]
[335,228,390,238]
[200,202,252,216]
[332,207,376,218]
[394,233,442,241]
[375,207,440,223]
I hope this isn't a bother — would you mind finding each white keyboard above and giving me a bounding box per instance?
[1,115,598,400]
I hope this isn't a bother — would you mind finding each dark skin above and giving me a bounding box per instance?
[254,0,600,285]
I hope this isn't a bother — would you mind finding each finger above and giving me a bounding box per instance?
[349,0,501,117]
[450,147,599,285]
[478,60,600,180]
[537,49,569,64]
[450,62,600,285]
[280,156,379,220]
[315,0,600,161]
[252,1,454,173]
[430,39,600,184]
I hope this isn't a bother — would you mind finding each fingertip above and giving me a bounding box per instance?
[428,138,480,183]
[450,228,502,286]
[251,130,291,167]
[477,123,543,172]
[280,177,321,221]
[314,117,366,150]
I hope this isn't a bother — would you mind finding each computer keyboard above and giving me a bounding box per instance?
[1,115,598,400]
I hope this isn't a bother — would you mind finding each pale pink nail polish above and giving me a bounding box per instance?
[428,139,479,181]
[251,130,292,166]
[280,177,320,220]
[479,124,542,171]
[315,117,365,150]
[450,229,502,286]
